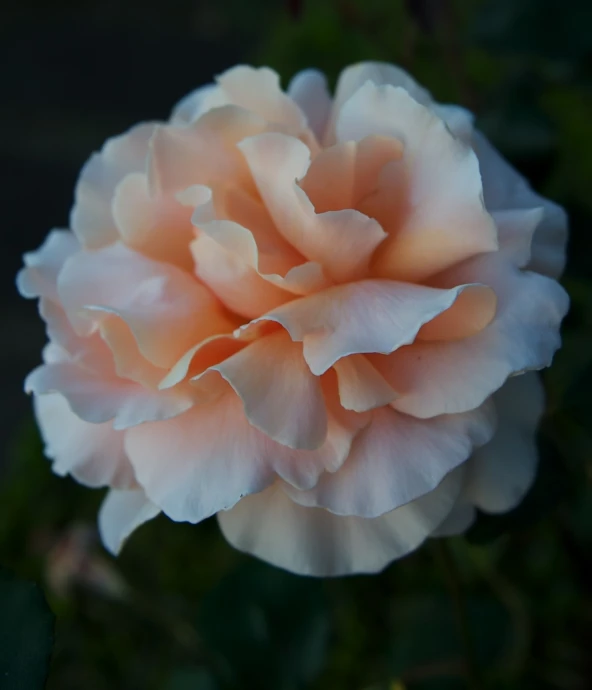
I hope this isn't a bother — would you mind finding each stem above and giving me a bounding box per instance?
[434,540,483,690]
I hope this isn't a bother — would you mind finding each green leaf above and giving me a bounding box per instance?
[198,560,331,690]
[0,569,55,690]
[164,667,219,690]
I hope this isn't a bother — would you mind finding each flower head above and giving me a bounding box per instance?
[18,63,569,576]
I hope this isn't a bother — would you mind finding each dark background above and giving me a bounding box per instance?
[1,1,592,689]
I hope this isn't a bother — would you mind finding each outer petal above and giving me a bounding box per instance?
[16,230,79,302]
[325,61,432,145]
[464,372,545,513]
[336,83,498,282]
[127,381,364,525]
[243,280,495,376]
[169,83,225,125]
[238,133,387,282]
[26,360,195,430]
[474,131,568,279]
[98,488,160,555]
[192,331,327,450]
[287,69,332,141]
[431,500,476,537]
[217,470,462,577]
[33,392,134,488]
[71,123,156,249]
[58,242,232,369]
[372,255,569,419]
[284,400,495,518]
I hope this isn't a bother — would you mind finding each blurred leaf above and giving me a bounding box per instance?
[198,561,331,690]
[0,569,55,690]
[165,667,219,690]
[389,593,509,689]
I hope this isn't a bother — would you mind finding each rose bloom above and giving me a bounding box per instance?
[18,63,568,576]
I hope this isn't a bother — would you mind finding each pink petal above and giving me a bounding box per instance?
[333,355,398,412]
[191,330,327,450]
[33,392,134,488]
[217,469,462,577]
[284,400,495,518]
[238,132,387,282]
[98,488,160,555]
[71,123,156,249]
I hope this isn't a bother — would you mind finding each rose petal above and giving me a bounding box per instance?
[71,123,156,249]
[287,69,332,141]
[333,355,398,412]
[33,392,134,488]
[284,400,495,518]
[218,469,462,577]
[191,330,327,450]
[98,488,160,555]
[238,132,387,282]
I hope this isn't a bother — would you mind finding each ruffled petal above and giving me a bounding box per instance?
[372,255,569,418]
[33,392,134,488]
[112,172,194,271]
[218,469,461,577]
[335,82,498,282]
[238,132,387,282]
[16,230,79,302]
[287,69,332,141]
[474,131,568,279]
[242,279,495,376]
[192,330,327,450]
[98,488,160,555]
[71,123,156,249]
[464,372,545,513]
[333,355,397,412]
[57,242,232,369]
[284,400,494,518]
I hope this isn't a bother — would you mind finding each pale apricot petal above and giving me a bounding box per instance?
[416,285,497,341]
[371,255,569,419]
[158,335,246,390]
[333,355,398,412]
[148,106,267,197]
[464,372,544,513]
[58,243,232,368]
[125,387,357,523]
[169,83,226,125]
[218,470,461,577]
[285,401,494,518]
[336,83,498,281]
[299,136,403,213]
[26,359,195,431]
[112,172,194,271]
[246,279,492,376]
[34,392,135,489]
[17,230,79,302]
[325,61,432,145]
[191,331,327,450]
[493,208,543,268]
[71,123,156,249]
[239,133,387,282]
[474,131,568,279]
[191,230,292,319]
[433,104,475,143]
[287,69,332,141]
[99,488,160,555]
[217,65,306,134]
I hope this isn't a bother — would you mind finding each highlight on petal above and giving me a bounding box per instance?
[34,392,134,489]
[284,400,495,518]
[71,123,156,249]
[99,488,160,555]
[218,468,462,577]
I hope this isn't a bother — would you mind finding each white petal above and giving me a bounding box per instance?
[218,470,462,577]
[287,69,332,141]
[98,488,160,555]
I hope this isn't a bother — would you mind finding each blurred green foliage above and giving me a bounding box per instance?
[2,0,592,688]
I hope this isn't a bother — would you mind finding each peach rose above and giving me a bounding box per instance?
[18,63,569,576]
